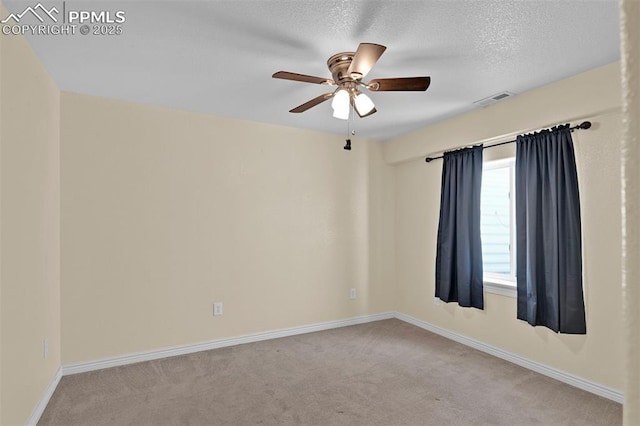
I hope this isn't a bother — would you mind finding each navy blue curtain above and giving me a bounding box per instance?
[516,125,586,334]
[435,146,484,309]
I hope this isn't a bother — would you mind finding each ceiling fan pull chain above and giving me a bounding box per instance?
[344,108,353,151]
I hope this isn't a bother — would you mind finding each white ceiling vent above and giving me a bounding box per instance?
[473,91,515,108]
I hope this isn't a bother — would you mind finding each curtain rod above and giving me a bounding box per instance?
[424,121,592,163]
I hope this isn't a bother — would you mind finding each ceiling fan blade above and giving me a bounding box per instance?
[347,43,387,79]
[368,76,431,91]
[273,71,334,85]
[290,93,334,113]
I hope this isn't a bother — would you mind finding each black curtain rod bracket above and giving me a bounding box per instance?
[425,121,591,163]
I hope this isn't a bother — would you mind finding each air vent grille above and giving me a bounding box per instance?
[473,91,515,108]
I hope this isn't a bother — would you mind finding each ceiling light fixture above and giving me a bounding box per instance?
[354,92,375,116]
[331,89,350,120]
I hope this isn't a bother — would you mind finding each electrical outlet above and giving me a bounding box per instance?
[43,338,49,359]
[350,288,356,300]
[434,297,441,306]
[213,302,223,316]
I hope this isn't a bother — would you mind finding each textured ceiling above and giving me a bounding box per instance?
[4,0,620,141]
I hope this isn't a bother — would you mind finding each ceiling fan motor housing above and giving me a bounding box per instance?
[327,52,357,84]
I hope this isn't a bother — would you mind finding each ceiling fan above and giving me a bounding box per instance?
[272,43,431,120]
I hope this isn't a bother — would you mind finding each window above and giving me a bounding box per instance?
[481,158,516,296]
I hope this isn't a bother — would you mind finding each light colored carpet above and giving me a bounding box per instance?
[39,319,621,425]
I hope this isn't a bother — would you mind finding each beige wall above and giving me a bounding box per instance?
[0,4,62,424]
[60,93,395,364]
[385,63,621,164]
[621,0,639,423]
[388,62,624,391]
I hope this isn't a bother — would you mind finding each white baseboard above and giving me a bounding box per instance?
[27,366,62,426]
[394,312,624,404]
[62,312,395,375]
[55,309,622,410]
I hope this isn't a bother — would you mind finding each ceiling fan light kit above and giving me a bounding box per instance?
[331,89,350,119]
[354,93,375,116]
[272,43,431,120]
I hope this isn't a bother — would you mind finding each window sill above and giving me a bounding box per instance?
[484,278,517,298]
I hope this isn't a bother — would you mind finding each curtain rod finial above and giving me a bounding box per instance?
[579,121,592,130]
[425,157,433,163]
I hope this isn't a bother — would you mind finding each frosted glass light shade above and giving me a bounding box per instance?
[331,89,350,120]
[332,107,350,120]
[354,93,375,115]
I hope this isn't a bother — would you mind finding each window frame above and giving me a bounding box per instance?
[481,158,517,298]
